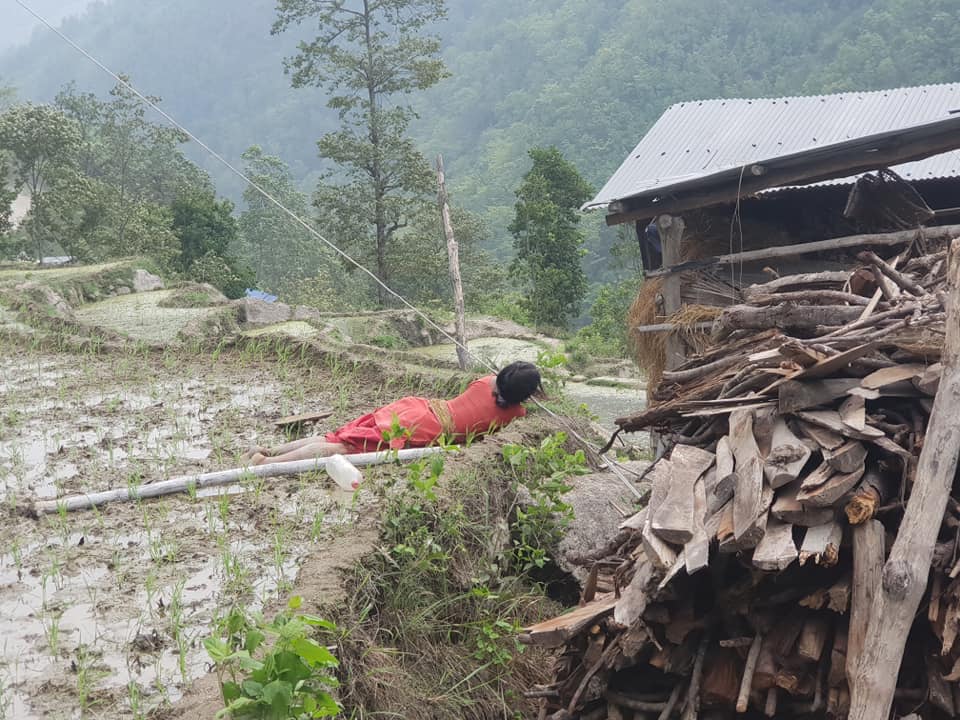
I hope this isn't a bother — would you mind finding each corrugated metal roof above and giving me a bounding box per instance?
[587,83,960,210]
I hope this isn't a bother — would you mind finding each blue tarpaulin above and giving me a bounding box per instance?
[245,289,278,303]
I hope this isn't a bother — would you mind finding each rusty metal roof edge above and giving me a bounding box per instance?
[582,114,960,215]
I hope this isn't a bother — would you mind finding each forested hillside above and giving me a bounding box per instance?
[2,0,959,299]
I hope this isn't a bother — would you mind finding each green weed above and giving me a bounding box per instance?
[204,596,340,719]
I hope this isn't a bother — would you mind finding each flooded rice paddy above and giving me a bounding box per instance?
[0,345,383,719]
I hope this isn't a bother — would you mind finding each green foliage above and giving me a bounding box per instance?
[204,596,340,719]
[566,277,639,367]
[386,205,507,312]
[0,102,82,261]
[502,432,586,572]
[273,0,448,306]
[171,188,254,298]
[509,147,593,330]
[237,145,331,295]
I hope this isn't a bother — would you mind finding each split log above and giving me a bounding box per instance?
[642,463,679,570]
[778,378,861,414]
[744,271,852,299]
[846,520,885,703]
[520,593,618,647]
[729,410,769,547]
[764,419,812,488]
[797,421,845,451]
[797,615,832,663]
[796,465,865,507]
[823,440,867,474]
[653,445,715,544]
[702,648,742,707]
[685,476,711,575]
[844,468,897,525]
[720,304,864,332]
[799,520,843,567]
[752,519,798,571]
[772,482,837,527]
[799,461,835,491]
[838,394,866,432]
[860,363,928,390]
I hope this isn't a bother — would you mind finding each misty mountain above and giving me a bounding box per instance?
[1,0,93,51]
[3,0,959,262]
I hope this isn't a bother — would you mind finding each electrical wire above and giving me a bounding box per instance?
[15,0,645,497]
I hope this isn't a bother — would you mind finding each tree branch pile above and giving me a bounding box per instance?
[521,238,960,719]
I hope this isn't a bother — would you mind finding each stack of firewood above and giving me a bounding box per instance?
[521,242,960,719]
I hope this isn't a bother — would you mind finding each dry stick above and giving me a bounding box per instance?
[860,251,926,296]
[736,634,764,713]
[848,239,960,720]
[657,684,684,720]
[804,302,918,342]
[33,447,447,514]
[682,632,711,720]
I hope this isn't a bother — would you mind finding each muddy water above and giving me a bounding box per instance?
[0,347,386,719]
[413,337,646,434]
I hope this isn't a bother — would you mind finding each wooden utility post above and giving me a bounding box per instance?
[436,154,468,370]
[657,214,686,371]
[848,238,960,720]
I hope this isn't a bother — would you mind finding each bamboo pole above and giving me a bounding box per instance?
[33,447,449,515]
[437,154,469,371]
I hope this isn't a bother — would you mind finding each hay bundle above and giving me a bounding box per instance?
[627,276,724,389]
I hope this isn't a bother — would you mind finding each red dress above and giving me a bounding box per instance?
[326,375,527,452]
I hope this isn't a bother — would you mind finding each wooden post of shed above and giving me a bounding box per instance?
[657,214,686,370]
[436,154,469,370]
[652,214,686,459]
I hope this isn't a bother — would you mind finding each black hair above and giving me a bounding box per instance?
[494,361,542,408]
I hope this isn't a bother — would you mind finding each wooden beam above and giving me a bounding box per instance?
[659,214,686,371]
[643,224,960,279]
[848,239,960,720]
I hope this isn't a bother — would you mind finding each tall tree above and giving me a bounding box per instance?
[509,147,593,329]
[237,145,324,292]
[0,103,82,263]
[272,0,448,306]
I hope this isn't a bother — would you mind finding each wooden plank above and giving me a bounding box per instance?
[778,379,863,414]
[614,561,655,627]
[764,418,812,488]
[823,440,868,474]
[642,463,679,570]
[273,410,333,428]
[652,445,714,545]
[714,435,736,507]
[685,476,711,575]
[761,343,878,395]
[797,615,832,663]
[860,363,927,390]
[797,465,866,507]
[799,520,844,567]
[772,481,836,527]
[799,461,835,491]
[729,410,768,547]
[796,410,884,440]
[846,520,885,692]
[752,519,798,571]
[838,394,866,432]
[519,592,618,647]
[797,421,845,451]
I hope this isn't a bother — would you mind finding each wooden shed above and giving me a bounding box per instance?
[585,84,960,383]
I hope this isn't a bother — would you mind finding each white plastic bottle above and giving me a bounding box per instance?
[326,454,362,491]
